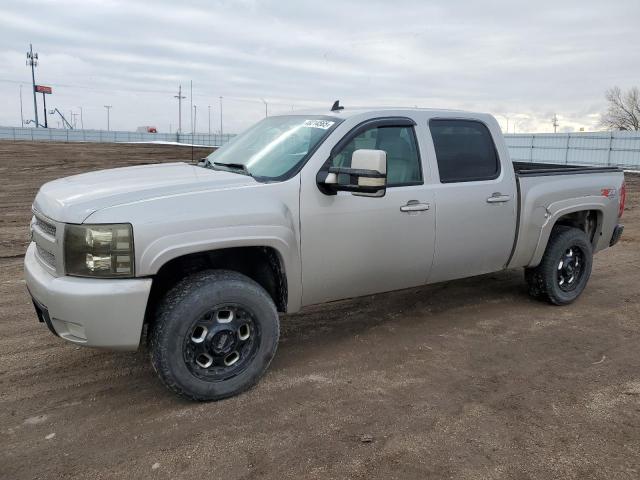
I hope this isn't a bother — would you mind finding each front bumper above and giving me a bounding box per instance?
[24,242,152,350]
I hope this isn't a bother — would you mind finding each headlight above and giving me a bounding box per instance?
[64,224,134,278]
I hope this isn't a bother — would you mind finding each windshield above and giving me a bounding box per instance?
[205,115,340,180]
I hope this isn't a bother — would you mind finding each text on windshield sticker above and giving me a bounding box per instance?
[302,120,335,130]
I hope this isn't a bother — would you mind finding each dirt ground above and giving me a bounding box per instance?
[1,141,639,479]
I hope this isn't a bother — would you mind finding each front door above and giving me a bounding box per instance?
[299,120,436,306]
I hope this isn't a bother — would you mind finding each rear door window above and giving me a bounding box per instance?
[429,119,500,183]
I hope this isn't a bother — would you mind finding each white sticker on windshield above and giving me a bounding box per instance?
[302,119,335,130]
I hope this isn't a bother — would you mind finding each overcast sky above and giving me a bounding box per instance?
[1,0,638,134]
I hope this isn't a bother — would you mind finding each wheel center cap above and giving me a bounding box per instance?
[211,330,236,355]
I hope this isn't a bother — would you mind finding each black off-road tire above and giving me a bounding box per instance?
[149,270,279,401]
[524,226,593,305]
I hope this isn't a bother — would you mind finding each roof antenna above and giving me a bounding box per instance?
[331,100,344,112]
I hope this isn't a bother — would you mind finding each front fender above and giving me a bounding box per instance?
[83,178,303,312]
[138,225,302,312]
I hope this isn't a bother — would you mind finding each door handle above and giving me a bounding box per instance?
[400,201,430,212]
[486,193,511,203]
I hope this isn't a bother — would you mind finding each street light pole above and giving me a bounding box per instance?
[219,96,223,137]
[208,105,211,135]
[193,104,197,134]
[104,105,112,131]
[261,98,268,118]
[19,84,24,126]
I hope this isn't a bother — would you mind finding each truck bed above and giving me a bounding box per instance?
[513,161,621,177]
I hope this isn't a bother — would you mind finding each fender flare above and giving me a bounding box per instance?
[138,225,302,312]
[529,196,606,266]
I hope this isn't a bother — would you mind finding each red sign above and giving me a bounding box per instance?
[35,85,52,94]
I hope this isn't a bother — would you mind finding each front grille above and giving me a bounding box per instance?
[36,244,56,268]
[31,211,59,272]
[35,216,56,237]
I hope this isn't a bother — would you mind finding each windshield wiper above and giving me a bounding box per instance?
[211,161,252,177]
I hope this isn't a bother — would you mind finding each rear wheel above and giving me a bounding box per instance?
[524,226,593,305]
[150,270,279,401]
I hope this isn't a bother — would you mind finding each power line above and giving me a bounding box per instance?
[0,77,302,108]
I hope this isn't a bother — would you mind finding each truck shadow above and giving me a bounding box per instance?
[277,268,529,350]
[22,268,531,406]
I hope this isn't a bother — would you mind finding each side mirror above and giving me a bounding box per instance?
[318,149,387,197]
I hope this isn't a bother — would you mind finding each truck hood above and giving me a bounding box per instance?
[33,162,256,223]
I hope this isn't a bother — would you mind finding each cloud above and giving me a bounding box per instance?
[1,0,638,133]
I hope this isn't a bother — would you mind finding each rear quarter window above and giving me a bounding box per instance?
[429,119,500,183]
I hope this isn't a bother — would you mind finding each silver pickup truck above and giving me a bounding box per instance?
[25,105,625,400]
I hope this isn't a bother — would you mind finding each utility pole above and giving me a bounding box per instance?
[104,105,112,131]
[552,114,559,133]
[208,105,211,135]
[261,98,268,117]
[219,96,223,137]
[174,85,186,134]
[78,106,84,129]
[26,43,39,127]
[19,85,24,126]
[190,80,193,134]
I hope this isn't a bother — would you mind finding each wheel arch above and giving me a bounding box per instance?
[144,245,290,330]
[529,199,606,267]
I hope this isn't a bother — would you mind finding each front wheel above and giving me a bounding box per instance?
[149,270,279,401]
[525,226,593,305]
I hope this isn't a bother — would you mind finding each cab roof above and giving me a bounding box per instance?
[287,105,489,120]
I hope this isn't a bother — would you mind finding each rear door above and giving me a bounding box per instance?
[426,118,517,283]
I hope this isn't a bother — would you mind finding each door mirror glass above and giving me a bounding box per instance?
[319,149,387,197]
